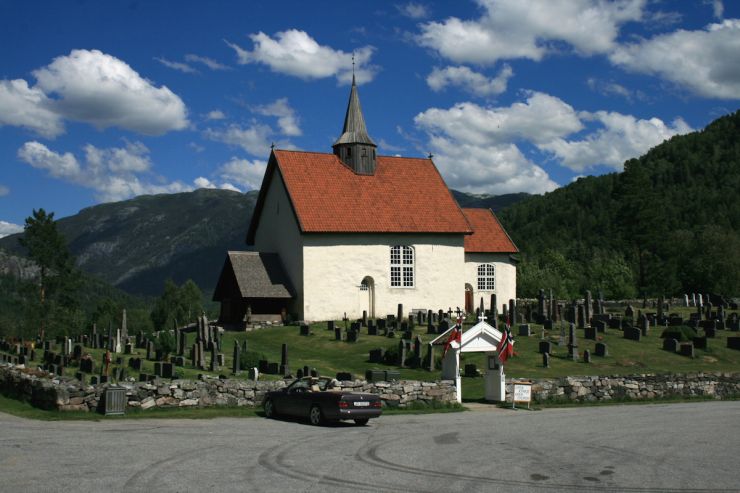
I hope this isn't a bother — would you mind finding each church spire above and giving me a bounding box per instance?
[333,73,377,174]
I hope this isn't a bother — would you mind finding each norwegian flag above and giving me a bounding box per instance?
[496,326,515,364]
[443,317,463,357]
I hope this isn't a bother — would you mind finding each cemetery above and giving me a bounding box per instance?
[1,293,739,413]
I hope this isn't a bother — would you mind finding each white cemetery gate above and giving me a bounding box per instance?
[431,319,506,403]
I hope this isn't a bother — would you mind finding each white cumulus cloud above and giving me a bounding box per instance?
[427,64,513,97]
[226,30,378,84]
[215,157,268,191]
[193,176,241,192]
[417,0,644,65]
[540,112,692,171]
[609,19,740,99]
[0,79,65,137]
[203,122,274,157]
[397,3,429,19]
[32,49,189,135]
[253,98,302,136]
[0,221,24,238]
[17,141,191,202]
[414,91,692,192]
[206,110,226,120]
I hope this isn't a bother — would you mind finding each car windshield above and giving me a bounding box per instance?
[288,377,334,392]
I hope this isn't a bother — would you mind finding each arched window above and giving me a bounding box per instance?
[390,246,414,287]
[477,263,495,291]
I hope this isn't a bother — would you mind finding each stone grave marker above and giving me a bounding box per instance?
[584,326,597,340]
[663,338,679,352]
[679,343,694,358]
[538,341,551,354]
[542,352,550,368]
[595,342,608,357]
[568,323,578,361]
[369,348,384,363]
[583,350,591,363]
[727,337,740,351]
[624,326,641,341]
[518,324,531,337]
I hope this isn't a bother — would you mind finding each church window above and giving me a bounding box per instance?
[359,280,369,291]
[390,246,414,287]
[477,263,495,291]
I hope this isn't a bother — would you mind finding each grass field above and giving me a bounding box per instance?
[2,306,739,402]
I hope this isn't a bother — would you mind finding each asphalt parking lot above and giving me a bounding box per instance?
[0,400,737,492]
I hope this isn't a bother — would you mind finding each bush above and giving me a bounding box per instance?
[660,325,697,342]
[383,345,399,365]
[155,331,176,356]
[239,350,265,371]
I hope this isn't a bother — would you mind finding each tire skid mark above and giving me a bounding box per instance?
[257,433,423,493]
[355,437,734,492]
[123,445,219,490]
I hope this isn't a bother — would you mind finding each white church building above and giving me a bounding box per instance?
[214,77,518,324]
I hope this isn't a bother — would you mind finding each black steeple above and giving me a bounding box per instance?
[332,73,377,174]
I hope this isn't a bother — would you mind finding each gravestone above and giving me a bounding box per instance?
[594,320,607,333]
[585,290,592,325]
[233,341,240,375]
[584,326,597,340]
[542,352,550,368]
[663,338,679,352]
[705,326,716,338]
[595,342,608,357]
[692,336,707,350]
[347,330,358,343]
[464,364,478,377]
[368,324,378,336]
[727,337,740,351]
[397,304,404,323]
[518,324,531,337]
[624,326,641,341]
[544,320,553,331]
[640,318,650,337]
[300,324,310,336]
[172,356,185,366]
[558,325,566,347]
[336,372,353,381]
[327,320,335,331]
[438,319,449,335]
[334,327,342,341]
[567,324,578,361]
[679,343,694,358]
[398,340,407,367]
[280,343,289,376]
[538,341,551,354]
[583,350,591,363]
[369,348,384,363]
[267,362,279,374]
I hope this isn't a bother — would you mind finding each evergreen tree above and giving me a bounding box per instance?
[18,209,82,338]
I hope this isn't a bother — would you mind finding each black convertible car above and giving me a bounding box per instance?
[262,377,382,425]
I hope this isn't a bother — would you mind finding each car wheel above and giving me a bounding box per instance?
[264,399,276,418]
[354,418,369,426]
[309,405,323,426]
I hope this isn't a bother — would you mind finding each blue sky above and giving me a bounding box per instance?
[1,0,739,236]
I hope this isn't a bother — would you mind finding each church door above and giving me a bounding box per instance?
[465,283,474,314]
[360,276,375,318]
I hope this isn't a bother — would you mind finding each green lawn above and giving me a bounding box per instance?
[3,306,738,403]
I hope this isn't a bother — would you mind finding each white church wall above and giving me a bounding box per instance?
[464,252,517,312]
[302,234,466,322]
[253,170,304,316]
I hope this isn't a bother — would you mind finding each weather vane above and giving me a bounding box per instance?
[270,142,275,150]
[428,152,434,159]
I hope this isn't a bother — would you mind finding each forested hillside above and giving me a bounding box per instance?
[501,110,740,298]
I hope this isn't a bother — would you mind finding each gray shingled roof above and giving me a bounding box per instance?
[333,75,376,147]
[228,251,294,299]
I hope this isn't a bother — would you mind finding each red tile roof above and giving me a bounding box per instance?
[462,208,518,253]
[248,150,472,240]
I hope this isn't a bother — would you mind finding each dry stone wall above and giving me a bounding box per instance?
[0,364,456,412]
[507,372,740,403]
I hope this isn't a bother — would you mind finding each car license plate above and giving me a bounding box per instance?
[354,401,370,407]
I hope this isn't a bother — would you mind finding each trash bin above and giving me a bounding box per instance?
[102,386,126,416]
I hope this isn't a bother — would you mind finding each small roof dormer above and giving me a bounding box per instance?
[332,74,377,175]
